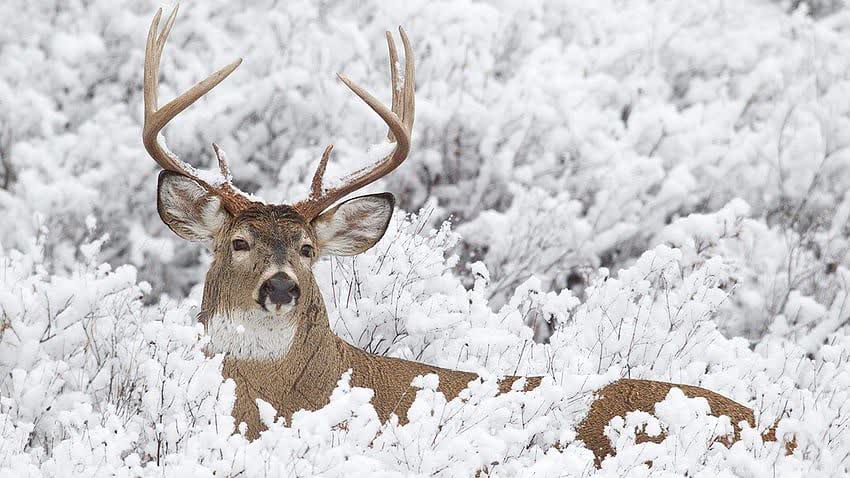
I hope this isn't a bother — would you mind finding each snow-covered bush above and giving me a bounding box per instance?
[2,0,850,475]
[1,203,847,475]
[2,0,850,345]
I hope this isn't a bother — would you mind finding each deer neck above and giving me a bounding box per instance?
[202,281,353,427]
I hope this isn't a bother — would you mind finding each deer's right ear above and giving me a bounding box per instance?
[157,171,231,244]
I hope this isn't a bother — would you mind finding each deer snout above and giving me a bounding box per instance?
[259,272,300,308]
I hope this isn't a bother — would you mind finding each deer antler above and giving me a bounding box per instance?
[143,5,252,214]
[293,28,415,220]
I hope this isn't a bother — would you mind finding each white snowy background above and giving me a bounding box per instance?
[1,0,849,475]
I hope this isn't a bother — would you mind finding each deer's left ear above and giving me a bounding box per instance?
[312,193,395,256]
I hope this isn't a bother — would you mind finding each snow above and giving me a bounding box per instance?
[2,0,850,475]
[194,167,229,188]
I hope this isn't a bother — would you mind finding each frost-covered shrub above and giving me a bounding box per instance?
[1,203,849,475]
[3,0,850,345]
[2,0,850,475]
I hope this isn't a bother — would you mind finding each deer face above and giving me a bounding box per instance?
[156,171,394,358]
[206,203,317,319]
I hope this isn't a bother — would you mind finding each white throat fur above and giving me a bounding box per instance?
[206,309,297,360]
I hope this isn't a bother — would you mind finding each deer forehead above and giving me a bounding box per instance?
[225,205,317,245]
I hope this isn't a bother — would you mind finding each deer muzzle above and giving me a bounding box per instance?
[258,272,300,310]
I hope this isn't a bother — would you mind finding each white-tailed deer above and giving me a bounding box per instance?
[142,7,786,466]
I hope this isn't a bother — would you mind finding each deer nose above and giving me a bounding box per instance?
[260,272,300,307]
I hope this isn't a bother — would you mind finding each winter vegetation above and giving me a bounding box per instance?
[1,0,850,475]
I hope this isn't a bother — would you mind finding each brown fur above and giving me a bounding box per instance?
[577,379,754,465]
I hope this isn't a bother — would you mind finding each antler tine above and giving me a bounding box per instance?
[142,6,250,213]
[212,143,232,180]
[399,27,415,132]
[386,31,400,142]
[309,145,334,199]
[294,27,415,220]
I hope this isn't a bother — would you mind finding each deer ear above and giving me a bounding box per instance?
[157,171,231,244]
[312,193,395,256]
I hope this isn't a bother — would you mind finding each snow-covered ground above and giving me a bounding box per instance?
[1,0,850,475]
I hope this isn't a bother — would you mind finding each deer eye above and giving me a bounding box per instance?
[232,239,250,251]
[300,244,314,258]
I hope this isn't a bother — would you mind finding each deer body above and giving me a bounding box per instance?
[211,279,755,461]
[141,7,781,466]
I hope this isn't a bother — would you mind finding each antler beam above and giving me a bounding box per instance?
[142,5,251,214]
[293,28,415,220]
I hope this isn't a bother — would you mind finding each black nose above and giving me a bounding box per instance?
[259,272,300,307]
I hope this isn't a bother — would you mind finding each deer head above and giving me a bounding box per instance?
[143,6,414,359]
